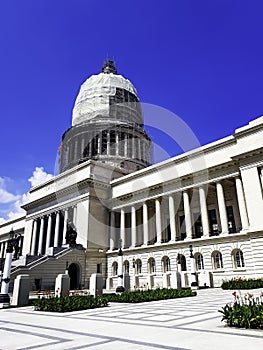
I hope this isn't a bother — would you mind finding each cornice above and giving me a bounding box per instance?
[106,231,257,256]
[23,178,110,212]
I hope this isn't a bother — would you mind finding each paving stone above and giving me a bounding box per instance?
[0,288,262,349]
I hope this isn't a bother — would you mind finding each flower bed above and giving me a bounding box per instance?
[219,291,263,329]
[104,288,196,303]
[33,295,108,312]
[221,278,263,290]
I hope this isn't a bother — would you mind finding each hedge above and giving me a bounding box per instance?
[221,278,263,290]
[33,295,108,312]
[104,288,196,303]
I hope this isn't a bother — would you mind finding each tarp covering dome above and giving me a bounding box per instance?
[72,62,140,126]
[59,61,152,174]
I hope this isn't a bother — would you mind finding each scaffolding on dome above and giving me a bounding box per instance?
[59,104,153,175]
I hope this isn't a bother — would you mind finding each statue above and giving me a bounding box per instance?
[6,231,20,260]
[13,235,21,260]
[65,223,77,246]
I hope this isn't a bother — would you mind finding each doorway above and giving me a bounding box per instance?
[68,263,80,289]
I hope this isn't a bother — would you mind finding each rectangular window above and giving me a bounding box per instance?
[208,209,218,236]
[193,213,203,238]
[226,206,236,233]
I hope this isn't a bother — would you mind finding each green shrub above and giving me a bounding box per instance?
[104,288,196,303]
[221,278,263,290]
[219,295,263,329]
[33,295,108,312]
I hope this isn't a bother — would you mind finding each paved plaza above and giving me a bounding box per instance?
[0,288,262,349]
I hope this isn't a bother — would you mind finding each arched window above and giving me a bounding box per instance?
[135,259,142,274]
[123,260,129,274]
[148,258,156,274]
[212,251,223,270]
[162,256,171,273]
[195,253,204,270]
[112,261,118,276]
[233,249,245,268]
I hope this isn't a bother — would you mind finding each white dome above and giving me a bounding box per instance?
[72,72,139,126]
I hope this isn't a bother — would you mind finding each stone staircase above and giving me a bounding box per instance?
[7,245,86,292]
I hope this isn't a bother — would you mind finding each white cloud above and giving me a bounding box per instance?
[0,177,21,204]
[28,167,53,187]
[0,167,53,224]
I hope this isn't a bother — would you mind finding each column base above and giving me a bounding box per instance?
[220,231,229,236]
[201,235,210,239]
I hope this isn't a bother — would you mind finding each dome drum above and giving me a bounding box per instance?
[59,122,152,173]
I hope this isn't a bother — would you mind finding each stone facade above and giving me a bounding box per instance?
[0,63,263,292]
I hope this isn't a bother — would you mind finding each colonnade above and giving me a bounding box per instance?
[64,129,150,167]
[109,177,249,250]
[30,206,76,256]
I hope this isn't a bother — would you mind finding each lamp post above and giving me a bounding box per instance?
[189,244,198,290]
[132,258,136,290]
[65,261,69,274]
[116,239,125,293]
[0,229,20,308]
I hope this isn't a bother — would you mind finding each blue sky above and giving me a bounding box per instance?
[0,0,263,221]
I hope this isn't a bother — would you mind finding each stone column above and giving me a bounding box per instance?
[240,166,263,230]
[199,186,210,237]
[3,242,7,258]
[73,205,77,226]
[168,195,177,241]
[45,214,52,254]
[30,220,38,255]
[155,198,162,244]
[120,209,125,248]
[81,136,85,157]
[1,242,6,259]
[235,177,249,230]
[62,208,68,245]
[183,191,192,239]
[38,217,45,255]
[1,242,4,259]
[0,243,3,259]
[143,202,149,245]
[116,132,119,156]
[131,206,137,247]
[142,141,146,162]
[0,248,13,306]
[216,182,228,234]
[74,139,78,160]
[132,136,135,159]
[88,139,92,157]
[54,211,60,248]
[124,134,128,158]
[106,131,110,155]
[97,133,101,155]
[110,211,115,250]
[138,138,141,161]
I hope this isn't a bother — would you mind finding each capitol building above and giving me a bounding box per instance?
[0,61,263,292]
